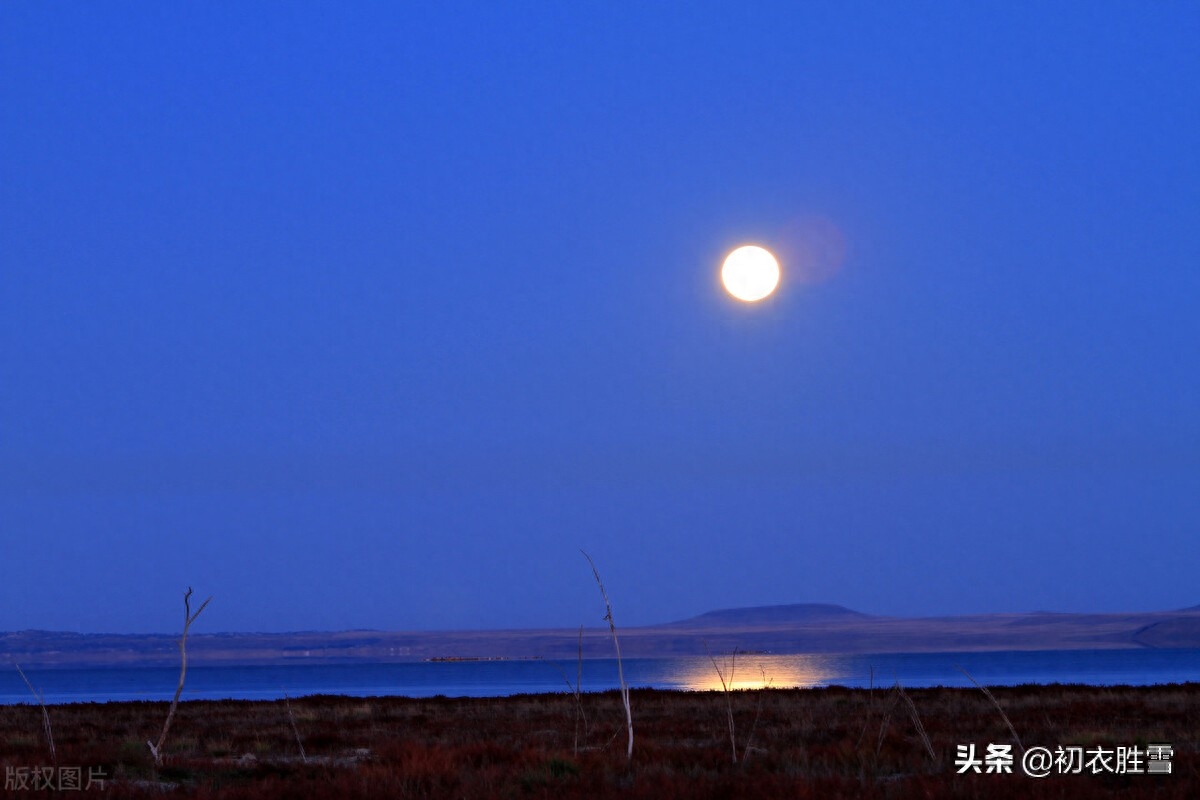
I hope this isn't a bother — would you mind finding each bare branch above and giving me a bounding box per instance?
[148,587,212,767]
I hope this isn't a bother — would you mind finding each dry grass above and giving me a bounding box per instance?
[582,551,633,761]
[0,683,1196,797]
[960,664,1025,753]
[14,664,55,764]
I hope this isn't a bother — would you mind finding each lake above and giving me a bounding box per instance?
[3,648,1198,705]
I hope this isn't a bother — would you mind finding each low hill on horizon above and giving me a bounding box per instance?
[5,603,1200,668]
[661,603,873,628]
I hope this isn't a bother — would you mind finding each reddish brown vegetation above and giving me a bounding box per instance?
[1,684,1197,798]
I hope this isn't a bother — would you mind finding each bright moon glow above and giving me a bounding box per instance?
[721,245,780,302]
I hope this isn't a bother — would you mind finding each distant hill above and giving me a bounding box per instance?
[5,604,1200,668]
[664,603,872,628]
[1134,617,1200,648]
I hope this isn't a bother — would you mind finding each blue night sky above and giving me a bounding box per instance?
[2,3,1197,634]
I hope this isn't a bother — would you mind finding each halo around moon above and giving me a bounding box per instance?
[721,245,780,302]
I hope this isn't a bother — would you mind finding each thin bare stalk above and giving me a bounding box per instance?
[282,691,307,763]
[574,624,587,753]
[705,643,738,763]
[15,664,55,764]
[958,666,1023,753]
[855,664,875,751]
[147,587,211,767]
[895,682,936,762]
[740,664,772,765]
[581,550,632,761]
[875,688,900,758]
[550,626,589,756]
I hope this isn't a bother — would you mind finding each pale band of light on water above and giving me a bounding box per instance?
[2,649,1197,705]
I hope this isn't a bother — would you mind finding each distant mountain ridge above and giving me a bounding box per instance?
[665,603,872,627]
[4,603,1200,668]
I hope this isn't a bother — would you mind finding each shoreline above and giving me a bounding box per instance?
[4,647,1198,709]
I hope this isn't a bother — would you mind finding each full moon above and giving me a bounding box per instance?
[721,245,780,302]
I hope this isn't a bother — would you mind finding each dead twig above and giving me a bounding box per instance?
[855,665,876,752]
[582,550,632,761]
[895,682,936,763]
[282,690,307,763]
[550,625,589,756]
[875,687,900,759]
[705,643,739,763]
[958,666,1024,754]
[740,664,773,765]
[15,664,55,764]
[147,587,211,767]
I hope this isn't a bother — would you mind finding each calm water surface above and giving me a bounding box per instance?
[2,649,1197,705]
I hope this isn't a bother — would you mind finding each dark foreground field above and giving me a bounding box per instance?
[2,684,1197,798]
